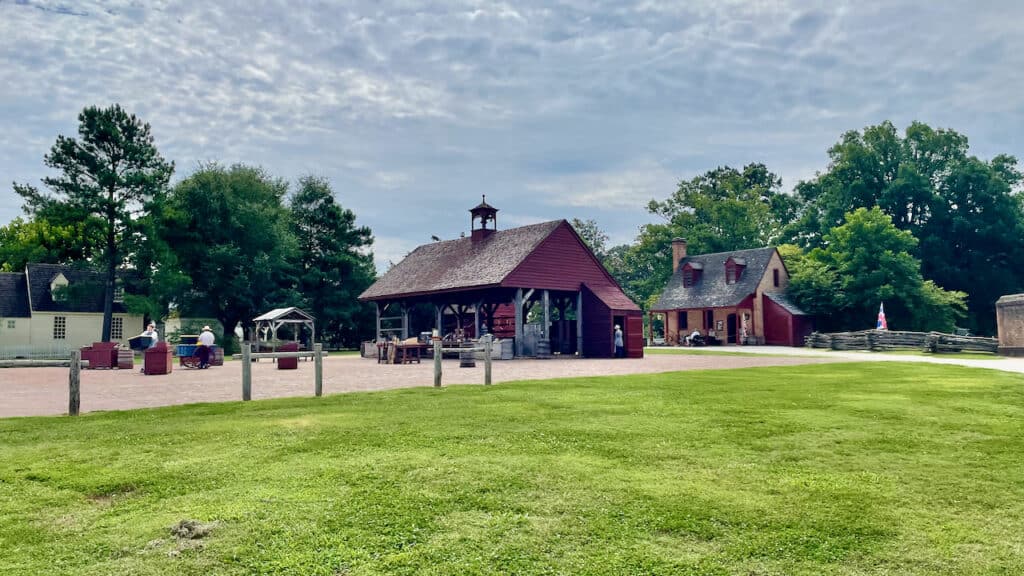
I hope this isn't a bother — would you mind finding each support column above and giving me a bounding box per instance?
[515,288,524,357]
[435,304,443,336]
[474,301,481,339]
[375,302,381,341]
[401,304,409,340]
[576,290,583,356]
[542,290,550,337]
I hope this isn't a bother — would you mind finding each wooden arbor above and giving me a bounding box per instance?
[253,307,316,348]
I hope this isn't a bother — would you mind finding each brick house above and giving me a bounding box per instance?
[650,239,812,347]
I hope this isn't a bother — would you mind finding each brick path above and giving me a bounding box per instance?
[0,354,839,418]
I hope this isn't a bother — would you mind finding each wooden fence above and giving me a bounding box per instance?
[805,330,998,354]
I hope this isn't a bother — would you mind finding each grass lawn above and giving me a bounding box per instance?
[2,363,1023,575]
[644,347,774,357]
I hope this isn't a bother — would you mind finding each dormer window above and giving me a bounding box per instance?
[725,257,746,285]
[50,273,69,302]
[681,262,703,288]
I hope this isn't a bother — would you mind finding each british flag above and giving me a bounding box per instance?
[876,302,888,331]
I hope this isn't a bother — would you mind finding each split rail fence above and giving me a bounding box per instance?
[805,330,998,354]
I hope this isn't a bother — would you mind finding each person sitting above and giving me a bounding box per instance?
[197,325,215,369]
[686,329,703,346]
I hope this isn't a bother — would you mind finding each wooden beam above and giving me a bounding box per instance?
[375,302,381,341]
[576,290,583,357]
[543,290,550,338]
[515,288,524,357]
[68,350,80,416]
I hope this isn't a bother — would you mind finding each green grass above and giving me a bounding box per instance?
[645,346,772,357]
[2,364,1024,575]
[870,349,1003,360]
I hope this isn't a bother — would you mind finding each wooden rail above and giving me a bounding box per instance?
[805,330,998,354]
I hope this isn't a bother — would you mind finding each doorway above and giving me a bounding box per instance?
[727,313,737,344]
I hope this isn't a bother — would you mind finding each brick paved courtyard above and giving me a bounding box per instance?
[0,354,839,418]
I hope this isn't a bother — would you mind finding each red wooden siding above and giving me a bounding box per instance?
[626,315,644,358]
[582,285,613,357]
[763,294,794,346]
[503,222,639,311]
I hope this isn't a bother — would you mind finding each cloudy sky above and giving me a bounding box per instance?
[1,1,1022,269]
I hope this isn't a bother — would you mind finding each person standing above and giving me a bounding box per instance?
[614,324,624,358]
[197,325,216,369]
[139,322,158,373]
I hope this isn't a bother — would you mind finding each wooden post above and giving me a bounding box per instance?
[474,301,481,339]
[576,289,584,356]
[375,302,381,341]
[514,288,524,357]
[484,334,492,385]
[242,341,252,401]
[542,290,550,337]
[435,304,443,335]
[433,339,442,387]
[314,343,323,397]
[401,303,409,340]
[68,350,81,416]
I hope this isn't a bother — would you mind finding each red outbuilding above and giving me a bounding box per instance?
[358,198,643,358]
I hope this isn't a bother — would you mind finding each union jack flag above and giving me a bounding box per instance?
[876,302,888,331]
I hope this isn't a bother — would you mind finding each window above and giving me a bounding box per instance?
[111,317,123,340]
[6,320,14,329]
[704,310,714,330]
[53,316,67,340]
[773,268,780,287]
[682,268,693,287]
[678,312,688,331]
[726,263,736,284]
[113,286,125,303]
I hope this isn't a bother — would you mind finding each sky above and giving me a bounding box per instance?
[1,0,1023,270]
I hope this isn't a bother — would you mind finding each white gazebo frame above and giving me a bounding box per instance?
[253,307,316,349]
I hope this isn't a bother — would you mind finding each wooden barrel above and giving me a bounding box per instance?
[536,339,551,358]
[459,347,476,368]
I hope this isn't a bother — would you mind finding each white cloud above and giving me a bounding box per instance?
[530,160,678,212]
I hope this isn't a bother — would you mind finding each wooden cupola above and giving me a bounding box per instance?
[470,195,498,241]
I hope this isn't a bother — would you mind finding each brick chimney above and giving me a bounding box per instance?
[671,238,687,273]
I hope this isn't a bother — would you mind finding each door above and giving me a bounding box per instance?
[727,313,737,344]
[626,315,644,358]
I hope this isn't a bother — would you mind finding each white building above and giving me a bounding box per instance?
[0,263,145,352]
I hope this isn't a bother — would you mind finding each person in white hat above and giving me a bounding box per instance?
[614,324,624,358]
[197,325,216,369]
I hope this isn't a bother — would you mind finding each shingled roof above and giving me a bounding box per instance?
[26,263,129,314]
[764,291,807,315]
[0,272,30,318]
[360,220,563,300]
[653,246,778,310]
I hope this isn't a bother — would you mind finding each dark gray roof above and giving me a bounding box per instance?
[653,246,777,310]
[764,291,808,315]
[360,220,562,300]
[26,263,128,314]
[0,272,31,318]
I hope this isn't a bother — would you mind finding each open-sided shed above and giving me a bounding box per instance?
[358,198,643,358]
[253,307,315,347]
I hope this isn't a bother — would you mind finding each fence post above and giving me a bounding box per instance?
[484,335,492,386]
[68,350,81,416]
[433,339,442,388]
[242,341,252,401]
[314,343,323,397]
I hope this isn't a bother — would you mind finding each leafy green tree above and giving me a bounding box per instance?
[788,207,965,332]
[0,217,102,271]
[786,121,1023,333]
[14,105,173,339]
[570,218,609,261]
[164,164,298,353]
[290,176,376,348]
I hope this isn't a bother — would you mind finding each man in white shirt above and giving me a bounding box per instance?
[197,325,215,369]
[140,323,158,373]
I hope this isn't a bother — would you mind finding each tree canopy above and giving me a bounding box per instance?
[290,176,376,348]
[13,104,174,339]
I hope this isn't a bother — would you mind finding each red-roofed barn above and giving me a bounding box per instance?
[358,198,643,358]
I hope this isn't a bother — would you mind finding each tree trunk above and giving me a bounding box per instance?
[101,212,116,342]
